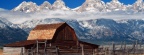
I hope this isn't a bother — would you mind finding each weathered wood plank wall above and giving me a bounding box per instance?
[3,47,24,55]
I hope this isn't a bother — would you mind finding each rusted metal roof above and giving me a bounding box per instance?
[79,41,99,48]
[27,22,65,40]
[4,40,48,47]
[4,40,37,47]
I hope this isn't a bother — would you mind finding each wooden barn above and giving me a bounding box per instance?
[3,22,99,55]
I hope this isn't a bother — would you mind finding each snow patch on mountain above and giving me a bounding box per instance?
[131,31,144,40]
[132,0,144,12]
[0,17,19,28]
[106,0,126,12]
[52,0,70,10]
[13,1,38,13]
[76,0,106,12]
[39,1,52,10]
[113,19,129,23]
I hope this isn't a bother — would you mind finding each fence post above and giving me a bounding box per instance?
[112,43,115,55]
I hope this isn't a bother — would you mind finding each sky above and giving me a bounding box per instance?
[0,0,137,10]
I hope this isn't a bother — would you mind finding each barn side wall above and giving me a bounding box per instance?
[3,47,24,55]
[55,25,75,41]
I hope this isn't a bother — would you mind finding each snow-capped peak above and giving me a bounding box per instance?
[132,0,144,12]
[39,1,52,10]
[10,0,144,13]
[76,0,106,12]
[57,0,62,1]
[95,0,102,2]
[112,0,119,3]
[134,0,143,5]
[12,1,38,13]
[136,0,143,3]
[52,0,70,10]
[106,0,126,11]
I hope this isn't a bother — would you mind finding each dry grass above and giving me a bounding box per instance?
[0,49,3,55]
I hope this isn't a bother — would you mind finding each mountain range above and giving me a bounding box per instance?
[0,0,144,45]
[0,17,27,46]
[12,0,144,13]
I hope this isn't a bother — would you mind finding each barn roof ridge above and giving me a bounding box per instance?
[37,22,66,26]
[33,22,66,30]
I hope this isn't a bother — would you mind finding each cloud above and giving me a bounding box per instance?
[0,10,144,24]
[0,8,7,11]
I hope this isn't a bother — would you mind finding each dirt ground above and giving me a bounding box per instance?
[0,49,3,55]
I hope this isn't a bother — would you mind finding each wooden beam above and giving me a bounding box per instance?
[21,47,23,55]
[81,44,84,55]
[56,46,59,55]
[112,43,115,55]
[44,41,47,55]
[30,47,33,55]
[36,40,39,55]
[93,49,95,55]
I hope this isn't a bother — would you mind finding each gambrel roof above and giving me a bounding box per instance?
[27,22,65,40]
